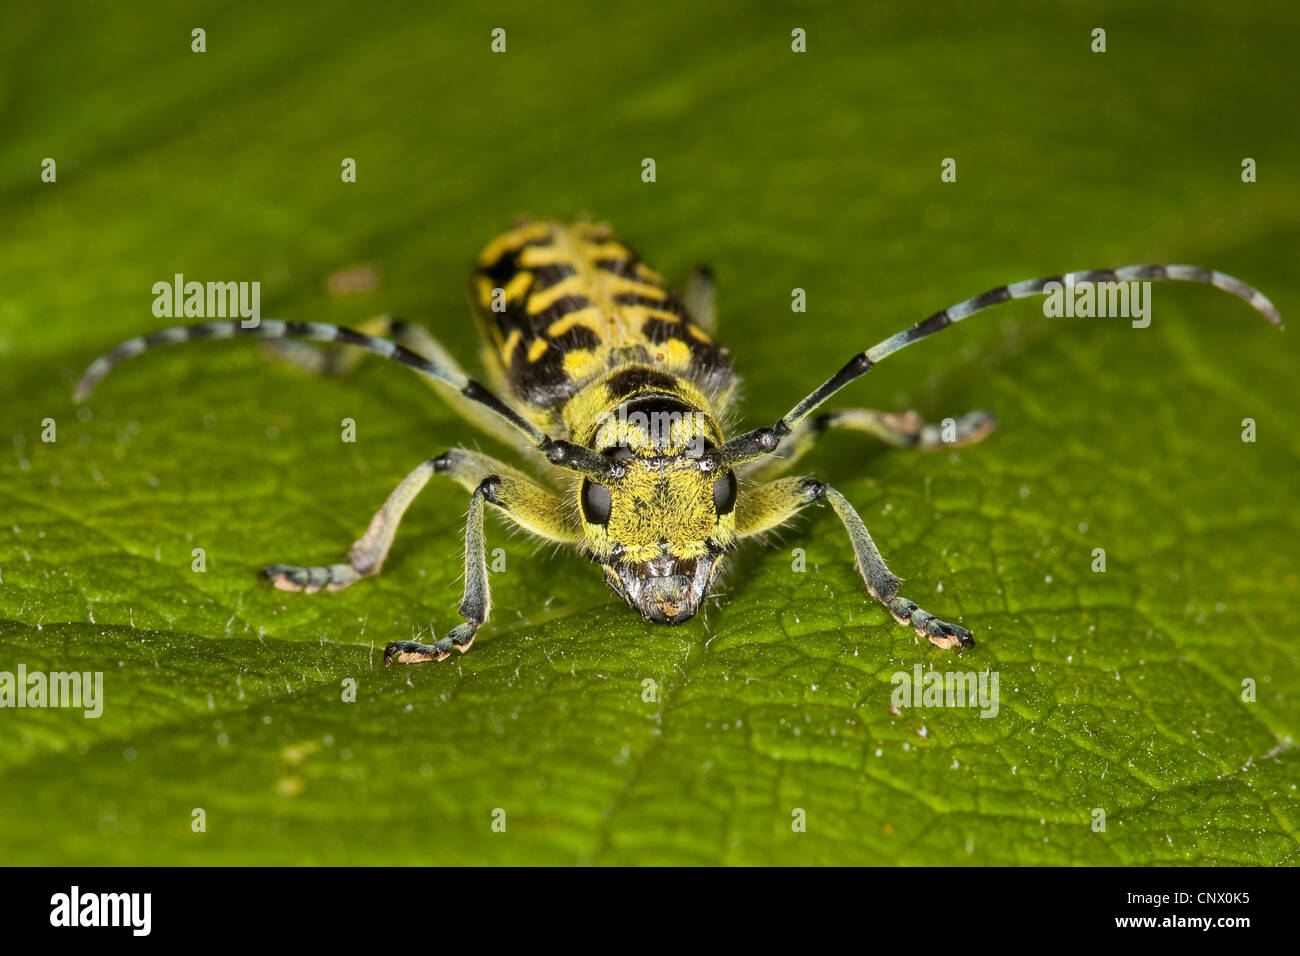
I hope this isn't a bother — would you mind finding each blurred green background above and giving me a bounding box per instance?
[1,1,1297,865]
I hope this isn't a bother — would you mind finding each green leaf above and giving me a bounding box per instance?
[1,1,1297,865]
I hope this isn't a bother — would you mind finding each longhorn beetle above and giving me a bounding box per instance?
[75,219,1282,663]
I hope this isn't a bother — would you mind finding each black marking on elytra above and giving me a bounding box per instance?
[510,324,603,409]
[489,301,541,339]
[482,255,517,283]
[533,294,595,323]
[613,292,677,310]
[638,314,730,374]
[594,257,640,278]
[530,263,578,289]
[478,234,554,284]
[550,324,601,353]
[639,317,684,344]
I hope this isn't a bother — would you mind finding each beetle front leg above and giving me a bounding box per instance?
[381,454,583,665]
[818,484,972,650]
[735,476,973,651]
[385,477,495,664]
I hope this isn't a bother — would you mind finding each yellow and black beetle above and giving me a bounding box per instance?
[75,219,1282,663]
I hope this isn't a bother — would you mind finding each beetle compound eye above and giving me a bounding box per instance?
[712,470,737,516]
[581,479,613,525]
